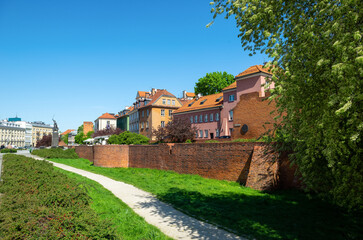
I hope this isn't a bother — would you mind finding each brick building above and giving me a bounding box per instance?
[83,121,94,135]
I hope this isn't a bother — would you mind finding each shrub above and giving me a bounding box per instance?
[36,134,52,148]
[185,139,192,143]
[32,148,78,159]
[0,154,116,239]
[108,131,149,145]
[153,118,198,143]
[0,149,17,153]
[93,128,123,138]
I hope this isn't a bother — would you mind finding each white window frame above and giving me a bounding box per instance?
[216,129,220,137]
[229,110,233,121]
[199,115,203,123]
[161,109,165,116]
[172,100,175,105]
[210,113,213,122]
[199,130,203,138]
[162,99,166,104]
[229,94,235,102]
[204,114,208,122]
[190,116,193,123]
[169,110,173,116]
[205,130,208,138]
[161,121,165,128]
[216,113,220,121]
[194,115,198,123]
[167,99,171,105]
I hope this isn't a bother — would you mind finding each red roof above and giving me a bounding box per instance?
[174,93,223,114]
[61,129,75,135]
[139,89,177,109]
[98,113,116,119]
[222,81,237,91]
[235,65,272,78]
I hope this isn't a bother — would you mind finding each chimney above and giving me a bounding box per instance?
[151,88,157,95]
[183,90,187,99]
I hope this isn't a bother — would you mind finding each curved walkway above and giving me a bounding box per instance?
[16,152,244,240]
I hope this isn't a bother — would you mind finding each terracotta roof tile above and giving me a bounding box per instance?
[186,92,195,97]
[235,65,272,78]
[61,129,75,135]
[174,93,223,114]
[98,113,116,119]
[137,91,149,98]
[139,89,176,109]
[222,81,237,91]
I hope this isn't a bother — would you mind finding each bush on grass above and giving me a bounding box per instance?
[0,154,116,239]
[108,131,150,145]
[32,148,78,159]
[0,149,17,153]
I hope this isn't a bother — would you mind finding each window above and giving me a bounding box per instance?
[199,130,203,138]
[142,111,144,117]
[162,99,166,104]
[210,113,213,122]
[172,100,175,105]
[199,115,203,123]
[146,121,149,129]
[216,96,222,102]
[161,121,165,127]
[204,114,208,122]
[229,94,235,102]
[161,109,165,116]
[141,122,144,129]
[169,110,173,116]
[147,109,149,116]
[216,113,220,121]
[167,99,171,105]
[205,130,208,138]
[216,129,220,137]
[229,110,234,121]
[195,115,198,123]
[195,131,198,138]
[190,116,193,123]
[200,99,206,105]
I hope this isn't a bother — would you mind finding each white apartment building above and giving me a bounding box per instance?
[94,113,117,132]
[0,121,26,147]
[30,121,53,147]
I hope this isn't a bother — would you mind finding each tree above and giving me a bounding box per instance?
[36,134,52,148]
[61,133,69,144]
[92,128,123,138]
[211,0,363,210]
[153,118,198,143]
[194,71,235,96]
[108,131,149,145]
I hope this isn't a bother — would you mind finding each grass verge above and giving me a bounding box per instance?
[53,168,172,240]
[49,158,363,240]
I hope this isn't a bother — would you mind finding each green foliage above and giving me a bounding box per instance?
[211,0,363,211]
[75,132,86,144]
[194,71,235,95]
[0,155,116,239]
[61,133,69,144]
[49,158,363,240]
[0,149,17,153]
[32,148,79,159]
[77,124,84,134]
[108,131,150,145]
[86,130,94,138]
[185,139,192,143]
[56,169,172,240]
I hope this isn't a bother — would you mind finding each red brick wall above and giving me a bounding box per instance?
[232,92,278,139]
[75,146,94,163]
[93,145,129,168]
[129,142,256,182]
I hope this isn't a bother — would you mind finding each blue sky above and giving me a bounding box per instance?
[0,0,266,131]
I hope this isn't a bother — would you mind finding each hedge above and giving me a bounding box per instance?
[0,149,17,153]
[0,154,117,239]
[32,148,78,159]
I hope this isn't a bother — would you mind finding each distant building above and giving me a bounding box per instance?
[117,107,131,131]
[0,120,26,147]
[61,129,75,136]
[94,113,116,132]
[13,121,33,147]
[134,88,183,140]
[173,93,223,140]
[31,121,53,147]
[83,121,94,135]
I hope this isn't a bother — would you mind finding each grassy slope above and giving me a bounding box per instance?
[54,168,172,240]
[50,158,363,240]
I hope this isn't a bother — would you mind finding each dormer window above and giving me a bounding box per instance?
[200,99,206,105]
[188,102,194,107]
[216,97,222,102]
[229,95,235,102]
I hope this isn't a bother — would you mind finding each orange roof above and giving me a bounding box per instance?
[235,65,272,78]
[174,93,223,114]
[222,81,237,91]
[98,113,116,119]
[137,91,149,98]
[61,129,74,135]
[139,89,177,109]
[186,92,195,98]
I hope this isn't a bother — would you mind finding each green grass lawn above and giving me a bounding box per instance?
[54,168,172,240]
[49,158,363,240]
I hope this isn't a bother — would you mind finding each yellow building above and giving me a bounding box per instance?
[135,89,182,140]
[31,121,53,147]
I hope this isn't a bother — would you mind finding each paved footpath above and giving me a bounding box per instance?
[16,152,245,240]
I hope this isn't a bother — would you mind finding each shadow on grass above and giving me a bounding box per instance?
[139,188,362,240]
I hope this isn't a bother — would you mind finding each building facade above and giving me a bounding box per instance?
[83,121,94,135]
[117,107,131,131]
[0,121,26,147]
[135,89,183,140]
[173,93,223,140]
[31,121,53,147]
[94,113,117,132]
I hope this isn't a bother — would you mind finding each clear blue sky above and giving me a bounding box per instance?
[0,0,266,131]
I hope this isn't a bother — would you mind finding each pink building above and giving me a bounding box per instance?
[173,93,223,139]
[220,65,274,137]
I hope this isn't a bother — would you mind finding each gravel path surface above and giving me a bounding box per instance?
[16,152,245,240]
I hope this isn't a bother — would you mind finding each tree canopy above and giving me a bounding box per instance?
[194,71,235,96]
[211,0,362,210]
